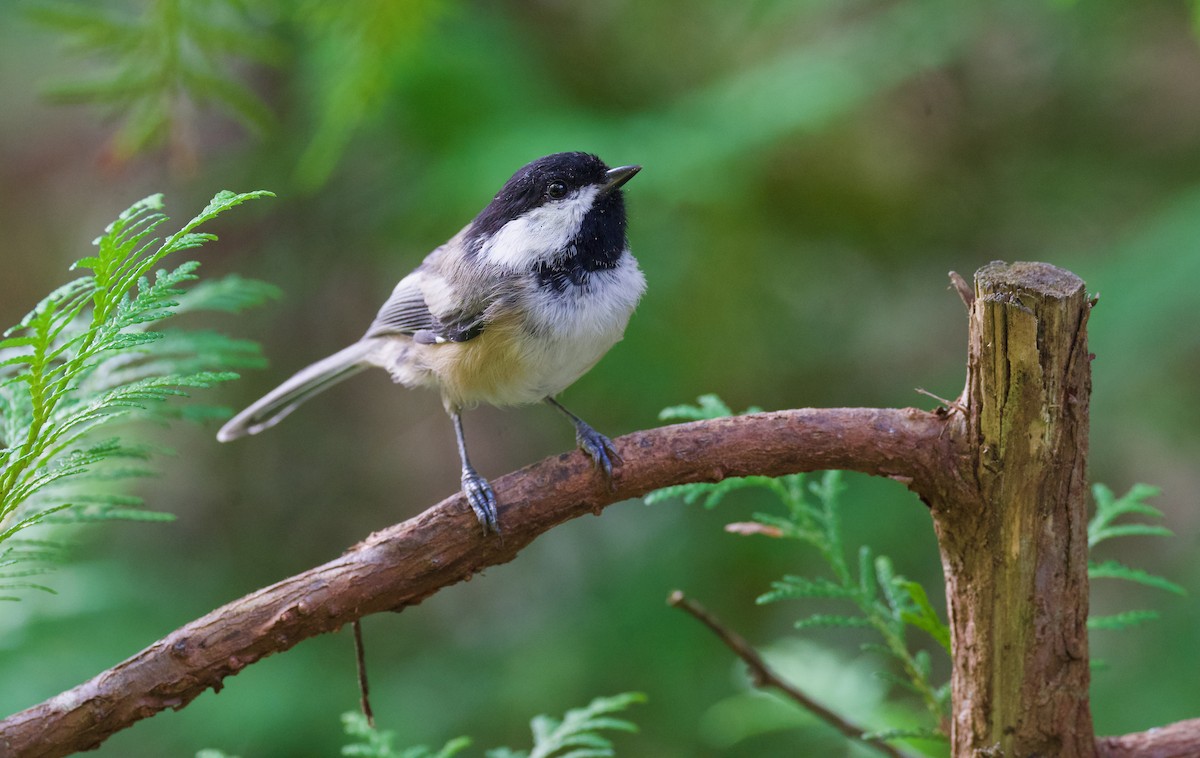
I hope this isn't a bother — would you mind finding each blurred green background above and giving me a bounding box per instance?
[2,0,1200,755]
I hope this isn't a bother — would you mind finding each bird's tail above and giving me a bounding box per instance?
[217,341,373,442]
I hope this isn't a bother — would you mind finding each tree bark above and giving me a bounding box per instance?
[3,261,1192,758]
[933,261,1095,756]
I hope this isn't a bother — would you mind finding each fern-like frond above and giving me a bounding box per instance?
[896,580,952,654]
[519,692,644,758]
[1089,559,1185,595]
[657,393,762,422]
[1088,610,1161,631]
[30,0,280,158]
[861,727,949,743]
[175,274,282,315]
[338,693,643,758]
[643,476,786,510]
[658,393,734,421]
[1086,482,1181,638]
[1091,523,1173,544]
[0,190,272,599]
[647,403,950,733]
[339,711,472,758]
[792,614,876,631]
[758,575,862,603]
[1088,483,1169,548]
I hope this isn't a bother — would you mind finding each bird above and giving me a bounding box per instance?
[217,152,645,534]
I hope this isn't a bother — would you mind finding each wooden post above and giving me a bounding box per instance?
[934,261,1095,755]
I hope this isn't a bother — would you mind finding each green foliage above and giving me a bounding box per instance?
[28,0,279,159]
[340,712,470,758]
[1089,560,1184,596]
[290,0,448,189]
[338,693,644,758]
[487,692,645,758]
[1086,483,1183,632]
[1087,610,1163,632]
[653,396,1184,748]
[757,503,951,731]
[0,190,275,599]
[1088,483,1173,548]
[656,393,762,422]
[28,0,448,184]
[649,397,951,741]
[861,727,949,744]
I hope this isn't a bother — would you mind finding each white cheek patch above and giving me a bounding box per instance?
[478,185,600,269]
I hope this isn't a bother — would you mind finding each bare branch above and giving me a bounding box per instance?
[948,270,973,309]
[667,591,915,758]
[1096,718,1200,758]
[0,407,948,758]
[352,620,373,728]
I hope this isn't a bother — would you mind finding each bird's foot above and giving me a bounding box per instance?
[575,422,622,481]
[461,468,499,535]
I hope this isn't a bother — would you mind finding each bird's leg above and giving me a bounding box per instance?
[450,409,499,534]
[545,397,621,480]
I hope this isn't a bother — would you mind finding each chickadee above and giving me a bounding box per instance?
[218,152,645,534]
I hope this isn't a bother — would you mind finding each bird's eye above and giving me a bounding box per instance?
[546,181,567,200]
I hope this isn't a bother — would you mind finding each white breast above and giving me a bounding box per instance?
[513,253,645,401]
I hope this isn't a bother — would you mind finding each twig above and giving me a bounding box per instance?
[914,387,966,415]
[352,620,374,728]
[667,591,911,758]
[948,270,973,309]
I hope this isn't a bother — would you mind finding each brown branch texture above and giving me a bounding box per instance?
[0,407,946,758]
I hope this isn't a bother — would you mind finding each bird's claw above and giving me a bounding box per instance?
[461,469,499,535]
[575,423,622,481]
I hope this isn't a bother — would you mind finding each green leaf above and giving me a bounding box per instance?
[758,575,860,604]
[857,545,877,600]
[643,476,778,509]
[897,580,951,653]
[1089,559,1185,595]
[1088,610,1161,630]
[1088,483,1168,548]
[791,614,875,630]
[656,393,763,422]
[176,274,281,314]
[32,1,278,158]
[651,396,950,727]
[1086,482,1179,641]
[526,692,644,758]
[0,191,273,599]
[747,512,822,543]
[1091,523,1173,544]
[861,727,948,743]
[872,669,928,696]
[658,393,734,421]
[874,556,902,616]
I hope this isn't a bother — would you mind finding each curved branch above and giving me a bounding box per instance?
[0,407,948,758]
[1096,718,1200,758]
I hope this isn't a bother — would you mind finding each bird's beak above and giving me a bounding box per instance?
[601,164,641,194]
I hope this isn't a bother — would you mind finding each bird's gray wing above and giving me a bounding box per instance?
[364,267,488,344]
